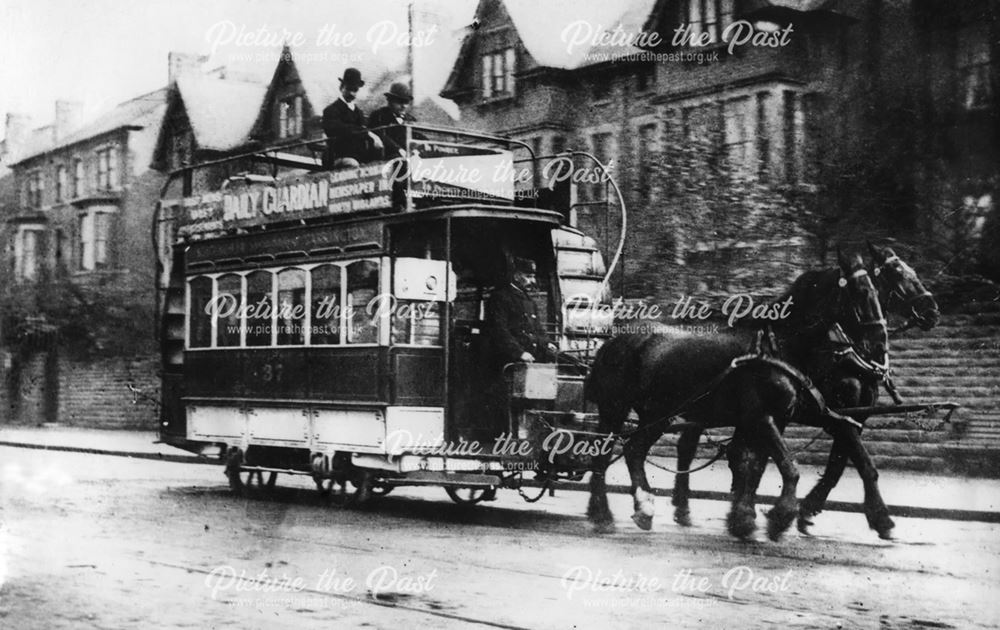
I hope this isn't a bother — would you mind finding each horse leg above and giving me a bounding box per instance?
[757,416,800,541]
[726,428,759,540]
[800,379,872,533]
[624,421,663,531]
[587,403,627,534]
[798,434,851,534]
[672,426,703,527]
[835,423,894,539]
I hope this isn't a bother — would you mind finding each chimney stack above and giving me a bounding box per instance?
[54,100,83,142]
[3,113,32,162]
[168,51,209,84]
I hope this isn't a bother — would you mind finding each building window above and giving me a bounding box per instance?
[590,132,613,201]
[782,90,803,183]
[482,48,515,99]
[756,92,770,180]
[56,165,67,203]
[27,170,44,207]
[552,135,566,155]
[592,78,612,102]
[72,157,84,198]
[723,96,753,178]
[171,132,192,169]
[636,64,656,92]
[636,123,658,203]
[79,207,113,271]
[15,226,44,282]
[681,0,736,44]
[957,24,992,110]
[278,95,303,138]
[96,147,118,191]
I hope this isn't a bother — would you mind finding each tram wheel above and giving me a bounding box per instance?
[445,487,491,505]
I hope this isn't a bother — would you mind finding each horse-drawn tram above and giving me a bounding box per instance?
[155,126,613,506]
[155,124,957,541]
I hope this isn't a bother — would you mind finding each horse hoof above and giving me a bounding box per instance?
[631,512,653,531]
[727,508,757,540]
[796,515,814,536]
[867,510,895,539]
[766,507,796,542]
[592,520,617,535]
[674,508,692,528]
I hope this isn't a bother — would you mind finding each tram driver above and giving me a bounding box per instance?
[485,256,557,366]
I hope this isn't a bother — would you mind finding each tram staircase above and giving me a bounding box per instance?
[645,300,1000,476]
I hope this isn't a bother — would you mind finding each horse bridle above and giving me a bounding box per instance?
[832,266,905,402]
[833,267,891,377]
[872,254,935,334]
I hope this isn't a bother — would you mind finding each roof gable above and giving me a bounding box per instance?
[175,75,268,152]
[441,0,659,99]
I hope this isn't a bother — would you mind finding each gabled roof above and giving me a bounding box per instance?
[174,75,268,151]
[504,0,657,70]
[12,89,168,165]
[442,0,659,98]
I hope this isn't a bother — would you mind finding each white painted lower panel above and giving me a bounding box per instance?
[384,407,445,455]
[188,406,245,441]
[312,409,385,454]
[246,407,311,446]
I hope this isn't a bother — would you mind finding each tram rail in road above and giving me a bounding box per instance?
[1,439,995,525]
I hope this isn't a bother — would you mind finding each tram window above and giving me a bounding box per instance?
[557,250,604,277]
[188,276,213,348]
[391,300,442,346]
[311,264,342,345]
[277,268,306,345]
[215,274,243,347]
[346,260,379,344]
[246,270,274,346]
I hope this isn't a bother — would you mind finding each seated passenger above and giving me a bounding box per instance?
[321,67,383,168]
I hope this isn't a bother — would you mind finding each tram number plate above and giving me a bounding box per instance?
[255,361,284,384]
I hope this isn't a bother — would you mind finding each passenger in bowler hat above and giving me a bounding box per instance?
[322,67,383,167]
[368,81,417,158]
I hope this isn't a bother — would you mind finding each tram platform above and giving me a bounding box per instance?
[1,425,998,520]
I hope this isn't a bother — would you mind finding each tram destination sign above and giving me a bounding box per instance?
[171,164,392,237]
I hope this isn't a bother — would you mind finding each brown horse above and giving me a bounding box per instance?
[585,251,891,540]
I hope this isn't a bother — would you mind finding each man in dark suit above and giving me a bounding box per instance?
[479,256,556,501]
[368,82,417,158]
[321,67,382,167]
[486,257,556,369]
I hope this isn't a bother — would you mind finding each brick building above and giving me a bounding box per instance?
[440,0,998,298]
[1,91,167,426]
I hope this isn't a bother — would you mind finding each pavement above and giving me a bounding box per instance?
[1,424,998,521]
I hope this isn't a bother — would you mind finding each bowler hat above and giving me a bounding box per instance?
[385,82,413,103]
[339,67,365,88]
